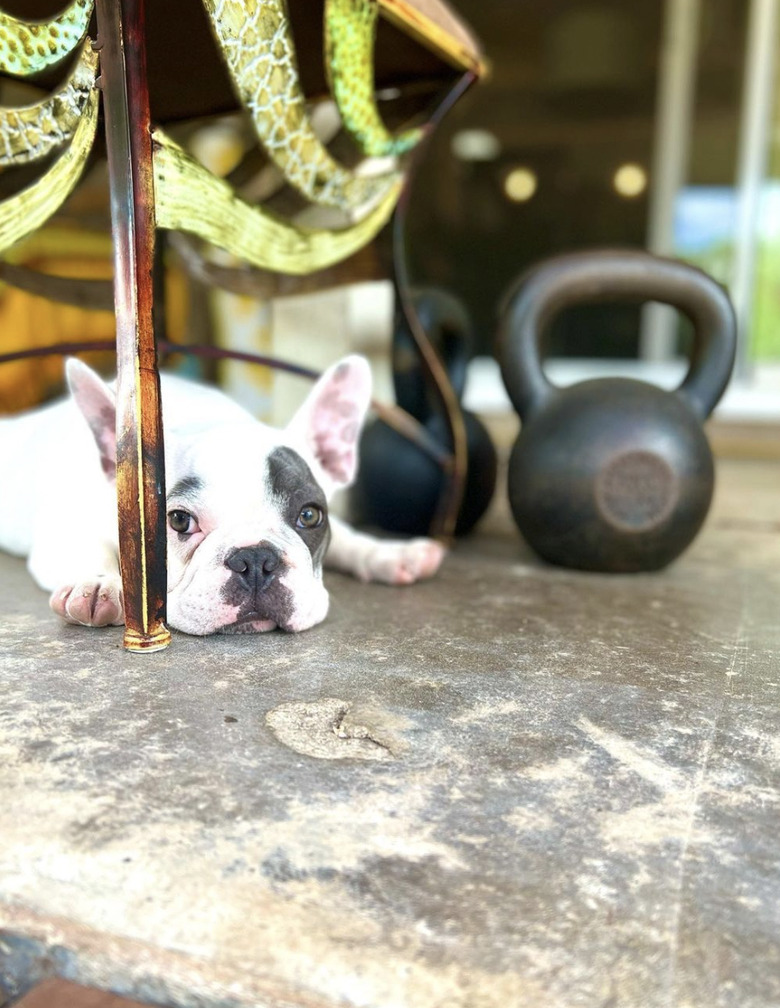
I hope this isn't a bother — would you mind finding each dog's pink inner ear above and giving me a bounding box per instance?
[310,395,360,485]
[302,358,371,488]
[67,363,117,481]
[86,408,117,481]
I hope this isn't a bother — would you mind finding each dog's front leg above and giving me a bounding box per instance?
[28,520,124,628]
[325,516,446,585]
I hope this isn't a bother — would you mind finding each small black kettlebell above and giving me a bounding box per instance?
[497,249,737,572]
[355,287,497,536]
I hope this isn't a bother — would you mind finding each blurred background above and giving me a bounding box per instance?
[403,0,780,423]
[0,0,778,430]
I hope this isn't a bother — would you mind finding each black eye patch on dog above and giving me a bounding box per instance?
[267,446,330,564]
[167,475,204,503]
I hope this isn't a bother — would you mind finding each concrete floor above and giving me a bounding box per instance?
[1,458,779,1008]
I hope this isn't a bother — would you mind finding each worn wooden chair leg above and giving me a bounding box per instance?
[96,0,170,652]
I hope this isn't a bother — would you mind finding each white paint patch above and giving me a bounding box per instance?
[577,717,687,793]
[601,792,713,850]
[521,755,588,782]
[503,808,555,833]
[452,699,526,725]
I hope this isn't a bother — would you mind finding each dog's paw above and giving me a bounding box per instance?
[50,576,125,627]
[359,538,446,586]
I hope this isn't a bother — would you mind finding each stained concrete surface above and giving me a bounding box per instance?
[0,458,779,1008]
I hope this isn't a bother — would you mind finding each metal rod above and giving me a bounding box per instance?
[639,0,701,362]
[95,0,170,652]
[392,70,476,542]
[730,0,779,377]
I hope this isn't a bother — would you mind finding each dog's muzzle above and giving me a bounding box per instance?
[218,541,295,633]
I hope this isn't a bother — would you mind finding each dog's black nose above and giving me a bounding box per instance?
[225,544,282,591]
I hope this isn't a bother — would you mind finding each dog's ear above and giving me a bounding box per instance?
[286,355,372,492]
[66,358,117,481]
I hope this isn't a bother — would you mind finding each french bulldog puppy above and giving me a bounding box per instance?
[0,356,445,634]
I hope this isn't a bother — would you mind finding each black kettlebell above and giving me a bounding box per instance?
[355,287,497,536]
[497,249,737,572]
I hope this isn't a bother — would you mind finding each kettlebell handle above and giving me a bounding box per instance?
[498,249,737,422]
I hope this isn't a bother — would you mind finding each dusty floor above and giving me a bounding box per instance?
[0,458,779,1008]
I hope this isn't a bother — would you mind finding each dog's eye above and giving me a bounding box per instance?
[168,509,198,535]
[297,504,324,530]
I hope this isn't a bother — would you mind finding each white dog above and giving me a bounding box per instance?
[0,356,445,634]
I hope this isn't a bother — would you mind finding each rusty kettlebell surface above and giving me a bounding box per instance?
[497,249,737,572]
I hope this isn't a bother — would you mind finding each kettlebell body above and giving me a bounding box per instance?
[499,250,736,572]
[508,377,714,571]
[356,287,497,537]
[358,409,497,536]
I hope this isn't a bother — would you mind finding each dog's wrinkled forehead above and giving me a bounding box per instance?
[165,428,327,526]
[166,424,289,504]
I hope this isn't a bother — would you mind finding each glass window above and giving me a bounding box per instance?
[404,0,779,398]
